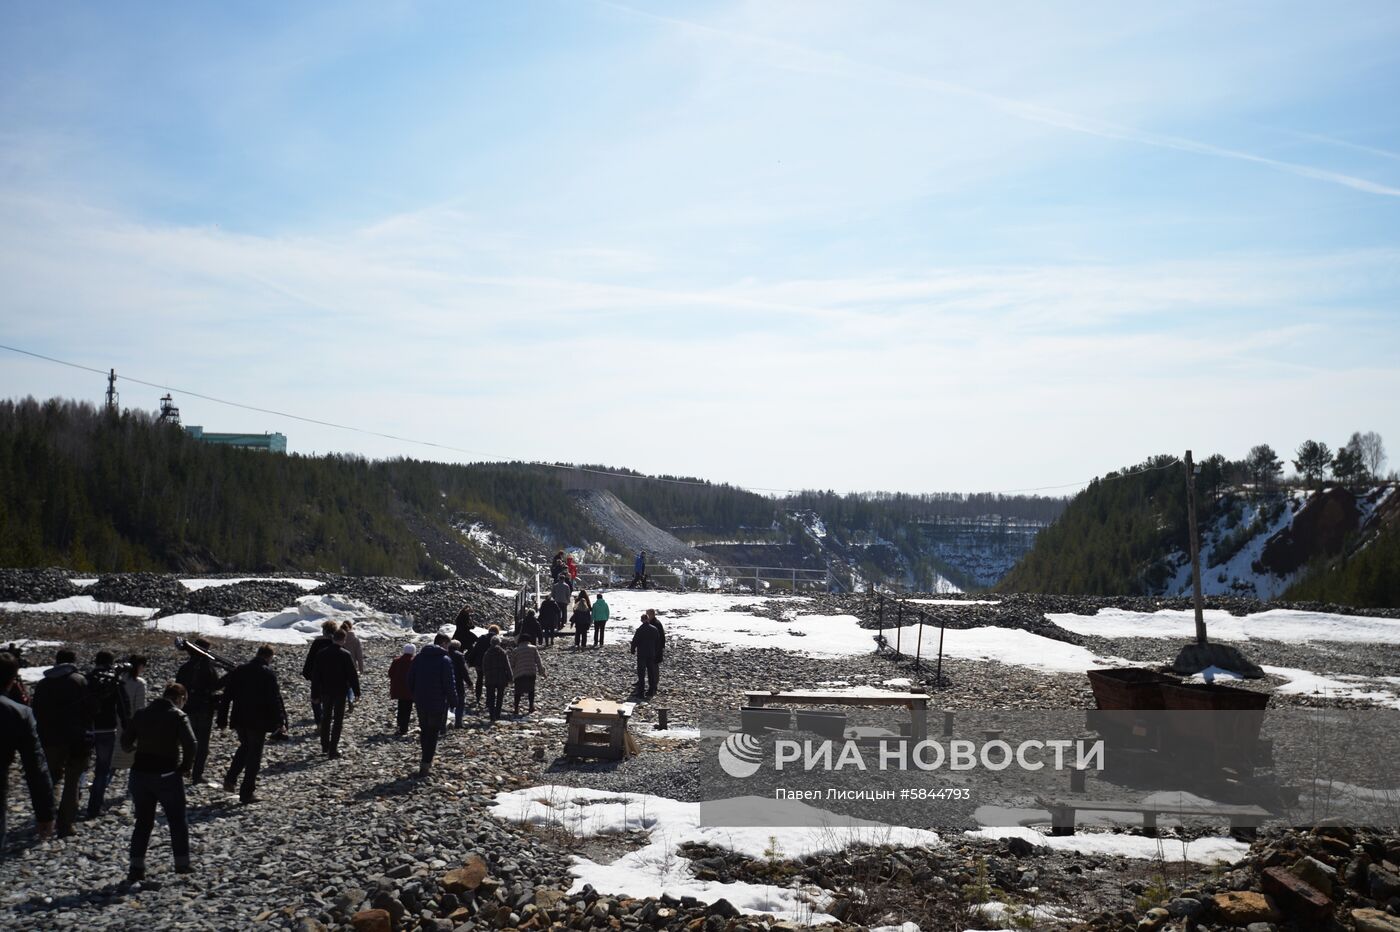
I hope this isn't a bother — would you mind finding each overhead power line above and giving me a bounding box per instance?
[0,341,1175,497]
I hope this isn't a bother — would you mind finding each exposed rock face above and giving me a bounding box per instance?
[568,489,709,565]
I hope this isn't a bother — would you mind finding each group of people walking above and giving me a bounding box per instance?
[0,638,289,882]
[0,587,670,882]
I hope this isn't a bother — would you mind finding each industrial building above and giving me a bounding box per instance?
[185,425,288,454]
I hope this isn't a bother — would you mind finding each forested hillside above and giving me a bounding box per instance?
[997,455,1192,594]
[0,396,1066,587]
[1286,513,1400,606]
[0,398,437,574]
[0,399,596,576]
[1000,443,1398,605]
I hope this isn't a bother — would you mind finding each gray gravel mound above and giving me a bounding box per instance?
[0,567,78,602]
[92,572,188,610]
[162,580,317,619]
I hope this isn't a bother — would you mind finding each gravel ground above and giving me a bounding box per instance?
[3,577,1399,931]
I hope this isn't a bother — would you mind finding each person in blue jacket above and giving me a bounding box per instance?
[407,634,455,779]
[627,550,648,590]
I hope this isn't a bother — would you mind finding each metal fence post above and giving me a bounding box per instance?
[895,601,903,657]
[935,615,945,688]
[915,611,924,671]
[877,594,884,649]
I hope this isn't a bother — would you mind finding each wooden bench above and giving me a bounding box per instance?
[740,706,793,734]
[794,709,848,739]
[743,690,930,740]
[1041,797,1270,839]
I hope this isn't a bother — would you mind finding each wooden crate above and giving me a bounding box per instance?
[564,698,638,761]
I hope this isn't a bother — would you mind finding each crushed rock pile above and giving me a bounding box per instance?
[91,572,188,610]
[0,567,78,602]
[1113,826,1400,932]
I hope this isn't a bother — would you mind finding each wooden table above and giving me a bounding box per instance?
[743,690,931,740]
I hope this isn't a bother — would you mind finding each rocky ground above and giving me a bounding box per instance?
[1,572,1397,932]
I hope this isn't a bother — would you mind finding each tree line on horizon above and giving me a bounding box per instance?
[0,399,600,574]
[0,396,1067,578]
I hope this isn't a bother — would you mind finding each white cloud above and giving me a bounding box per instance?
[3,188,1397,491]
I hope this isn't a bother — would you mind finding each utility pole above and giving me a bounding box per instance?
[1184,450,1207,646]
[104,369,119,413]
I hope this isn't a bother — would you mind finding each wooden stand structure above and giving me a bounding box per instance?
[564,698,638,761]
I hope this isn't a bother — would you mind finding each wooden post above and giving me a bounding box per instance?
[876,594,884,648]
[942,710,955,737]
[657,708,669,730]
[910,698,927,740]
[1185,450,1207,646]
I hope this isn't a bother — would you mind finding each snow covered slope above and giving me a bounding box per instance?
[1161,486,1394,599]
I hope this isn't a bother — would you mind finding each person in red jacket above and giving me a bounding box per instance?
[566,554,579,583]
[388,644,416,737]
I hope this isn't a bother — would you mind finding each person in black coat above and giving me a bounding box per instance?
[85,651,130,817]
[218,644,287,804]
[123,682,197,882]
[465,632,491,704]
[517,609,543,646]
[571,597,592,650]
[630,615,663,698]
[30,649,91,837]
[448,641,471,728]
[0,651,54,858]
[175,639,223,785]
[301,620,340,726]
[451,607,478,653]
[537,598,562,648]
[310,630,360,758]
[647,609,666,664]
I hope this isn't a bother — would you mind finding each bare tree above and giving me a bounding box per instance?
[1351,431,1387,480]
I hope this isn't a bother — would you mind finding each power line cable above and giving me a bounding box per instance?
[0,341,1177,497]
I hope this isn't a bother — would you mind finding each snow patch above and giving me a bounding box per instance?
[179,577,323,591]
[146,595,415,645]
[905,599,1001,607]
[965,827,1248,863]
[1049,608,1400,645]
[0,596,157,619]
[647,726,704,741]
[491,786,939,923]
[1262,666,1400,710]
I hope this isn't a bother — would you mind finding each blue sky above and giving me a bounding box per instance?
[2,1,1398,493]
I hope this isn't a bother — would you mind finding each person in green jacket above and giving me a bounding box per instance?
[591,592,610,647]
